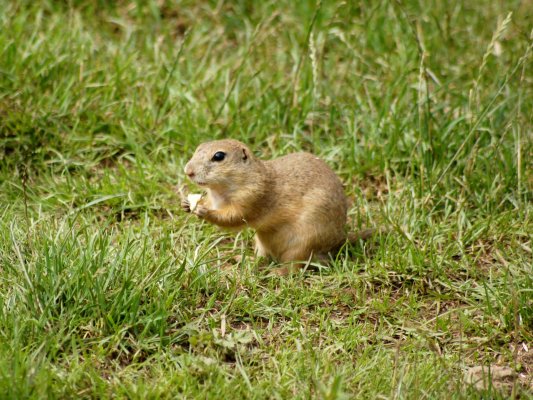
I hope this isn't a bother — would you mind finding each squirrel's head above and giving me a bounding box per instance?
[184,139,256,189]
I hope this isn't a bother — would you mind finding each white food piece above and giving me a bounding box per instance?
[187,193,203,211]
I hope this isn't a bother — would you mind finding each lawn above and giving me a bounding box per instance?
[0,0,532,398]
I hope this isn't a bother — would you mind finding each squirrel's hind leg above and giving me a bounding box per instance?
[254,235,270,258]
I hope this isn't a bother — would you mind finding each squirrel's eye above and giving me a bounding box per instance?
[211,151,226,162]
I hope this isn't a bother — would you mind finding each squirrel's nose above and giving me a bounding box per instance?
[184,163,195,178]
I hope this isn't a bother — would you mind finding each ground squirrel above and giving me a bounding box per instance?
[181,139,371,274]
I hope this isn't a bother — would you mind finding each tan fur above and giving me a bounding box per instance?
[182,139,352,273]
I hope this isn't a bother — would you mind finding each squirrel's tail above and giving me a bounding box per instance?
[347,228,380,244]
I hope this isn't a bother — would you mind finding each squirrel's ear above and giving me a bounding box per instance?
[242,148,248,161]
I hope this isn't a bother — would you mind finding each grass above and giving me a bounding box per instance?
[0,0,532,398]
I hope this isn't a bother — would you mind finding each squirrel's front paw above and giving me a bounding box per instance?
[181,198,191,213]
[178,184,191,213]
[193,204,209,218]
